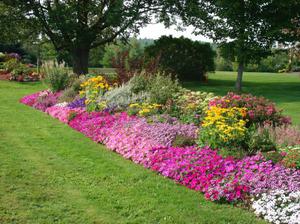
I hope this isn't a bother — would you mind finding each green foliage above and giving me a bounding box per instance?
[3,58,19,72]
[99,82,150,111]
[172,135,195,147]
[280,145,300,169]
[147,72,180,104]
[263,151,284,165]
[145,36,215,81]
[102,38,144,68]
[5,1,162,74]
[129,73,149,94]
[59,88,78,103]
[42,61,71,92]
[245,126,276,155]
[166,89,215,125]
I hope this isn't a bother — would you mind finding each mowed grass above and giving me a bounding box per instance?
[0,80,265,223]
[184,71,300,125]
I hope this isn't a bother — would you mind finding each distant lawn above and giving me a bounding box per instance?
[0,80,265,223]
[184,71,300,125]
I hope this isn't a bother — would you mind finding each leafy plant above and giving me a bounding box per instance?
[147,72,180,104]
[59,88,78,103]
[42,61,71,92]
[172,135,195,147]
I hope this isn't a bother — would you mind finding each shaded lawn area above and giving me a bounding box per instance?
[0,80,266,223]
[184,71,300,125]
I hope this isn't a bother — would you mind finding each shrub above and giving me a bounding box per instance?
[197,106,248,150]
[172,135,196,147]
[147,72,180,104]
[2,58,19,72]
[209,92,291,126]
[100,82,150,112]
[166,89,215,125]
[145,35,215,81]
[245,126,276,154]
[59,88,78,103]
[129,73,149,94]
[42,61,72,92]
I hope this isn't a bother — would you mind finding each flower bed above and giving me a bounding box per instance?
[19,75,300,224]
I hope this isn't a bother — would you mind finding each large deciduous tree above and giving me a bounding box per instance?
[3,0,161,75]
[167,0,300,91]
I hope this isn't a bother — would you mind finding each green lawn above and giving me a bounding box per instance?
[0,80,265,223]
[184,71,300,125]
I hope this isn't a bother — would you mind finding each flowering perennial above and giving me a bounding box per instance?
[209,92,291,126]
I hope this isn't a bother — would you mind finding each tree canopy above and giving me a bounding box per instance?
[165,0,300,91]
[3,0,163,74]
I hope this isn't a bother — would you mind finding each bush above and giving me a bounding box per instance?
[209,92,291,126]
[2,58,19,72]
[147,72,180,104]
[59,88,78,103]
[172,135,195,147]
[245,126,276,154]
[145,35,215,81]
[129,73,149,94]
[166,89,215,125]
[99,82,150,112]
[42,61,72,92]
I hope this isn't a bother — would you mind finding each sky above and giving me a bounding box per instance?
[138,23,212,42]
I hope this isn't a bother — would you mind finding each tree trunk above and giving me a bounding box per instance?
[72,47,90,75]
[235,61,244,92]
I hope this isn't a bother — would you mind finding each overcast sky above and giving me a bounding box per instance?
[138,23,212,42]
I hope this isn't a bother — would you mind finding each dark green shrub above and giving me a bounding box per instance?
[145,35,215,81]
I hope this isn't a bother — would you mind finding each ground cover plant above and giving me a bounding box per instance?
[18,70,300,224]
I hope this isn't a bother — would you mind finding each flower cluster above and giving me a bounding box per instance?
[280,145,300,169]
[209,92,291,126]
[80,76,111,111]
[20,90,61,112]
[19,91,42,106]
[167,89,215,124]
[198,106,247,149]
[67,97,86,109]
[33,90,61,112]
[252,190,300,224]
[45,105,85,123]
[127,103,162,117]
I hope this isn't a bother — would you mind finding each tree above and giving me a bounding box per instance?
[168,0,300,91]
[3,0,162,75]
[0,2,38,45]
